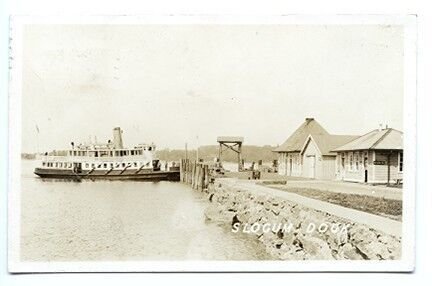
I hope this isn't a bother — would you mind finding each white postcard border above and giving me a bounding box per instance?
[7,14,417,273]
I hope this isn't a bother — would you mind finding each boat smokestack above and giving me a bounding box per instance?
[113,127,124,149]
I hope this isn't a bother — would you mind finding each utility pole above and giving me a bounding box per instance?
[196,136,199,162]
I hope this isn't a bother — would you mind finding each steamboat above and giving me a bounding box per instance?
[34,127,180,181]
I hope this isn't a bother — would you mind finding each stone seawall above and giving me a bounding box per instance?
[203,181,401,260]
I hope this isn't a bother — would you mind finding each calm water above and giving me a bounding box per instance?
[20,160,270,261]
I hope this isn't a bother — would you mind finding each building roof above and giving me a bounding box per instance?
[217,136,244,143]
[306,134,360,156]
[332,128,403,152]
[273,118,329,152]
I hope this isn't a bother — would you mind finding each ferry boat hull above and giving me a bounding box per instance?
[34,168,180,181]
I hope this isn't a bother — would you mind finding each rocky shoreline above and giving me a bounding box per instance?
[203,181,402,260]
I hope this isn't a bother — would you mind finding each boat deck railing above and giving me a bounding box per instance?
[40,155,154,163]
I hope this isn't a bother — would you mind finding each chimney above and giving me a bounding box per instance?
[113,127,124,149]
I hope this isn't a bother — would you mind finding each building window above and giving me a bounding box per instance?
[399,152,403,172]
[349,153,353,171]
[354,152,359,171]
[103,163,108,168]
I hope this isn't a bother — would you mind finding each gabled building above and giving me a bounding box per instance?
[274,118,357,180]
[332,128,403,184]
[300,133,358,180]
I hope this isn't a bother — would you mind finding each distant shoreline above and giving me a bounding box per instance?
[21,145,278,163]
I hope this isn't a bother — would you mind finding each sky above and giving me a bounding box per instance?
[21,24,404,152]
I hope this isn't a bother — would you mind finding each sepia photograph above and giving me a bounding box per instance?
[7,15,416,272]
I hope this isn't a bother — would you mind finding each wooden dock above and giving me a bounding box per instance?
[179,159,212,191]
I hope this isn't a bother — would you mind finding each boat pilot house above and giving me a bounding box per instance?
[274,118,403,185]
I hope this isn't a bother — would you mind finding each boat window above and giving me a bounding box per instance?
[122,163,126,168]
[110,163,114,168]
[103,163,107,168]
[42,162,46,166]
[85,163,89,168]
[110,151,113,157]
[134,162,138,167]
[148,147,152,151]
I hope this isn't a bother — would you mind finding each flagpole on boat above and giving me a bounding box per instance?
[35,124,40,157]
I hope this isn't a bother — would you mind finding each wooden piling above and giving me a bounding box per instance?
[179,158,211,191]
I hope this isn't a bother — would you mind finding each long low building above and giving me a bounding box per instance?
[274,118,403,184]
[332,128,403,184]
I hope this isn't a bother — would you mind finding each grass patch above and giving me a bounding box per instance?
[268,186,402,221]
